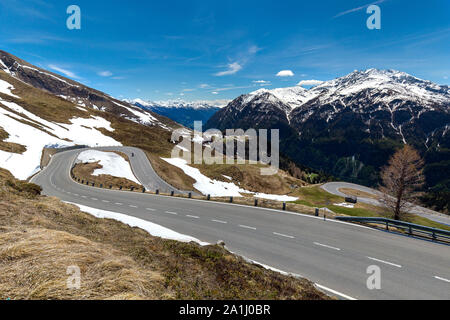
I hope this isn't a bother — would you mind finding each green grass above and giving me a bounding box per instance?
[292,185,450,231]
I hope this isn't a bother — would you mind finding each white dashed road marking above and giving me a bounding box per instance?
[115,202,123,205]
[273,232,295,239]
[165,211,178,215]
[146,208,156,211]
[367,257,402,268]
[129,205,138,208]
[91,198,98,201]
[102,200,109,203]
[239,225,256,230]
[434,276,450,283]
[212,219,227,224]
[314,242,341,251]
[186,215,200,219]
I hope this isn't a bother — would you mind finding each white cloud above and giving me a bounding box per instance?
[48,64,79,79]
[276,70,294,77]
[98,71,113,77]
[215,62,242,76]
[199,83,210,89]
[252,80,271,84]
[211,91,219,95]
[297,79,324,87]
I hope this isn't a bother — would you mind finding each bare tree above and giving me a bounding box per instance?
[379,145,425,220]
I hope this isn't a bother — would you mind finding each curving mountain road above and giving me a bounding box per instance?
[321,182,450,226]
[31,147,450,300]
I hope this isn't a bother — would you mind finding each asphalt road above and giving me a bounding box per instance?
[31,148,450,300]
[322,182,450,226]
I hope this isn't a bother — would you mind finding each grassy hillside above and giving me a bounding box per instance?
[0,168,328,300]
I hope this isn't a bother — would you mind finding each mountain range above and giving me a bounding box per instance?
[206,69,450,212]
[127,98,228,129]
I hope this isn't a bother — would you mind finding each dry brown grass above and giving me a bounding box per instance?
[146,152,196,191]
[72,162,142,190]
[0,168,328,300]
[0,127,26,154]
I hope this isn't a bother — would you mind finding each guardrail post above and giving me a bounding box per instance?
[230,196,233,203]
[92,182,95,187]
[207,194,210,200]
[156,189,159,195]
[81,180,84,184]
[432,230,436,241]
[386,221,389,231]
[171,190,174,196]
[408,226,412,235]
[254,199,258,207]
[109,185,112,189]
[142,187,146,193]
[119,186,123,190]
[188,192,192,198]
[315,208,319,217]
[130,186,134,191]
[100,184,103,188]
[283,202,286,211]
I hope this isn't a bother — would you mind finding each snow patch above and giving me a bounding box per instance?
[0,79,19,98]
[162,157,298,201]
[334,202,355,208]
[77,150,141,184]
[68,203,209,245]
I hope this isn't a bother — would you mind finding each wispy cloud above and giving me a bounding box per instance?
[215,62,242,76]
[276,70,294,77]
[297,79,323,87]
[98,71,113,77]
[252,80,271,86]
[48,64,80,79]
[334,0,387,18]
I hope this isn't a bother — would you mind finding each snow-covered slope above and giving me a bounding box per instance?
[0,79,122,179]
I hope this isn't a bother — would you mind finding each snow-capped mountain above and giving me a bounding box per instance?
[207,69,450,189]
[127,98,229,129]
[0,50,176,130]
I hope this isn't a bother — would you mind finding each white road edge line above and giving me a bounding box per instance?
[239,225,256,230]
[434,276,450,283]
[273,232,295,239]
[314,283,357,300]
[212,219,227,224]
[314,242,341,251]
[367,256,402,268]
[186,215,200,219]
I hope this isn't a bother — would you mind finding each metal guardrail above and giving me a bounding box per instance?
[335,216,450,243]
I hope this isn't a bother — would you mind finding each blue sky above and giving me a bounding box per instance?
[0,0,449,101]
